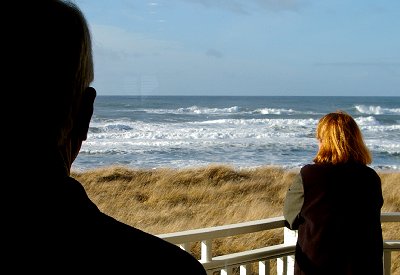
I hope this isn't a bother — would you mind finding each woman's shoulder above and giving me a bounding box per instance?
[300,163,315,170]
[300,163,327,173]
[301,163,380,182]
[345,162,379,175]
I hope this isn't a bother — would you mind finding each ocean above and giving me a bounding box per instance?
[72,96,400,172]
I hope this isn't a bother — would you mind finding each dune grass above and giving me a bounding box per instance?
[72,164,400,274]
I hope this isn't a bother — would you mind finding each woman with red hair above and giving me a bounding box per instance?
[284,111,383,275]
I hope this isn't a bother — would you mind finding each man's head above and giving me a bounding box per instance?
[5,0,96,170]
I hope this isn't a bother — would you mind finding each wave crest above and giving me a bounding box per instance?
[355,105,400,115]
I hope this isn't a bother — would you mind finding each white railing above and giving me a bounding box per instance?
[157,212,400,275]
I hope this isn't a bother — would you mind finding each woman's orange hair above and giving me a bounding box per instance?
[313,111,372,165]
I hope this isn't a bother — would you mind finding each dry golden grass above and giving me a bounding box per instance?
[72,164,400,274]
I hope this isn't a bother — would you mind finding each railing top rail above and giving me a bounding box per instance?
[383,240,400,250]
[380,212,400,222]
[158,212,400,244]
[158,216,286,244]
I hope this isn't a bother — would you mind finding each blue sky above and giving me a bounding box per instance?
[74,0,400,96]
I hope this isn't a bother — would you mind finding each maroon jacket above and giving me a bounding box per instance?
[285,163,383,275]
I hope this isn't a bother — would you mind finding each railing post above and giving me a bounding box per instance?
[221,267,233,275]
[201,239,212,263]
[277,256,288,275]
[259,260,270,275]
[240,264,251,274]
[383,250,391,275]
[277,227,297,275]
[179,243,189,251]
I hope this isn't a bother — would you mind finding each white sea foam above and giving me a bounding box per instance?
[255,108,296,115]
[355,116,380,126]
[180,105,240,114]
[355,105,400,115]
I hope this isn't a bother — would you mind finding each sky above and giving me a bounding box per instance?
[74,0,400,96]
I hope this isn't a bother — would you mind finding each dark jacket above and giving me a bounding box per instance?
[284,163,383,275]
[6,164,206,274]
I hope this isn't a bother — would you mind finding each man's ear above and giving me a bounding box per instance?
[76,87,96,140]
